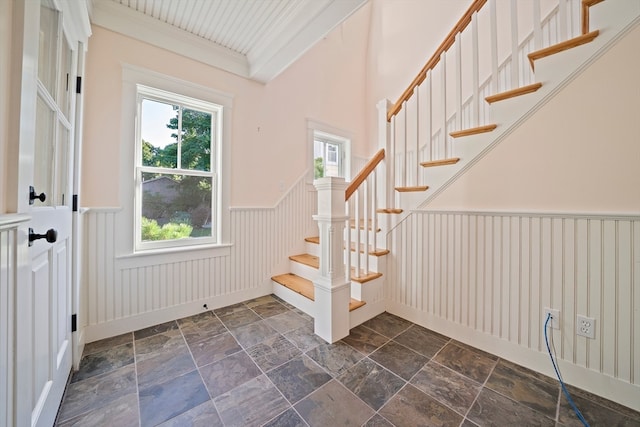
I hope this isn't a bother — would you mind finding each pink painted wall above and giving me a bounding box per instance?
[82,5,370,207]
[425,24,640,213]
[364,0,470,152]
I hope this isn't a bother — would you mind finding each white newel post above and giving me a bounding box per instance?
[313,177,350,343]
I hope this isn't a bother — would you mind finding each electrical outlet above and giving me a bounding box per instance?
[544,308,560,329]
[577,315,596,339]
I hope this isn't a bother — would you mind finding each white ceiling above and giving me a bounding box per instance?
[91,0,368,82]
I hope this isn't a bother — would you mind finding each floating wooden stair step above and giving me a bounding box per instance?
[528,30,599,70]
[395,186,429,192]
[351,270,383,284]
[272,273,314,300]
[305,236,389,257]
[272,273,366,311]
[420,158,460,167]
[376,208,403,214]
[289,253,382,283]
[450,124,497,138]
[349,299,366,312]
[350,219,381,232]
[485,83,543,104]
[289,253,319,269]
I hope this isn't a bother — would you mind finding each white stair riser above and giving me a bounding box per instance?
[272,281,315,318]
[289,260,319,281]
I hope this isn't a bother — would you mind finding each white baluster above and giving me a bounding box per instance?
[510,0,519,88]
[559,0,568,41]
[533,0,542,50]
[345,200,351,284]
[354,188,360,278]
[490,0,499,94]
[372,169,377,253]
[363,179,369,275]
[440,51,447,159]
[455,32,462,132]
[403,100,408,187]
[390,116,396,203]
[415,85,420,185]
[426,73,432,162]
[472,11,480,127]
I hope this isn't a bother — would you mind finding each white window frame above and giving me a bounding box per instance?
[307,119,351,182]
[120,64,232,255]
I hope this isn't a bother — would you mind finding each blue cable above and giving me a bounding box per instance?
[544,313,590,427]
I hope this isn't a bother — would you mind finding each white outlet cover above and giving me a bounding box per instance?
[577,315,596,339]
[544,308,560,329]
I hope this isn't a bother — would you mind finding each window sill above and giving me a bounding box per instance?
[116,243,232,269]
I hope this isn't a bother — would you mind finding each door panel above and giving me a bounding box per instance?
[31,251,51,416]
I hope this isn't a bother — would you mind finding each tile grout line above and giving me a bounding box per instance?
[460,357,500,424]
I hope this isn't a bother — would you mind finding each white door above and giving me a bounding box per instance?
[11,1,88,426]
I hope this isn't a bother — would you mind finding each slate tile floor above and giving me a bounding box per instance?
[55,295,640,427]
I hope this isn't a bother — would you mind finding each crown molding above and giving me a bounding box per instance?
[90,0,250,79]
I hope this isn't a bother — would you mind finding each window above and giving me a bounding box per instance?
[313,130,350,180]
[135,85,222,250]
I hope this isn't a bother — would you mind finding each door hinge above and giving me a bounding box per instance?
[72,194,78,212]
[76,76,82,94]
[71,314,77,332]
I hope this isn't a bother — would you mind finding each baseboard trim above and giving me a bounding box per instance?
[386,301,640,413]
[82,285,272,343]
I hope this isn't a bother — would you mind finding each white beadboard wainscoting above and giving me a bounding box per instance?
[386,210,640,411]
[81,175,317,342]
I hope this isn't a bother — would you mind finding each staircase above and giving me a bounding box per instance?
[271,0,640,342]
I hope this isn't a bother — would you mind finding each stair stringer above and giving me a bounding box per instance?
[410,1,640,212]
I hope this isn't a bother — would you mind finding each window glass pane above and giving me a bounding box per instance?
[314,140,324,179]
[326,144,338,164]
[55,124,69,206]
[141,99,178,168]
[141,173,212,241]
[38,1,58,97]
[34,96,54,206]
[57,39,73,119]
[180,108,211,171]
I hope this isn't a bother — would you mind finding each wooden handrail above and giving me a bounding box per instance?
[345,149,385,201]
[386,0,487,122]
[387,0,602,121]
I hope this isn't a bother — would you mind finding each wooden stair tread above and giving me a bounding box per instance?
[272,273,365,311]
[420,158,460,167]
[272,273,314,300]
[528,30,599,70]
[351,270,383,284]
[305,236,389,257]
[349,299,366,312]
[289,254,382,283]
[289,253,319,269]
[377,208,403,214]
[395,186,429,192]
[450,124,497,138]
[485,83,543,104]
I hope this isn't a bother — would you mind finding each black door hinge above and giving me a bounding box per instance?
[71,314,77,332]
[72,194,78,212]
[76,76,82,94]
